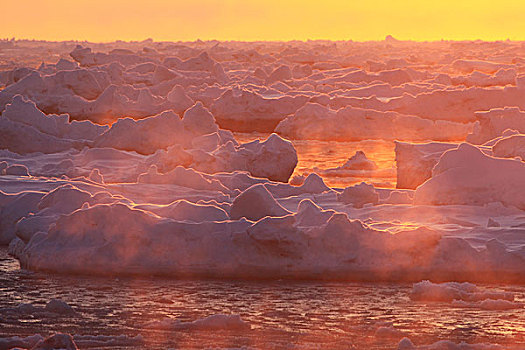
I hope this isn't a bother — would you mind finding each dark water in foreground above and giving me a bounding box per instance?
[1,248,525,349]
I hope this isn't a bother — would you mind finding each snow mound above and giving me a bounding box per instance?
[5,164,29,176]
[137,165,230,193]
[94,110,187,154]
[230,184,291,221]
[182,101,219,136]
[338,182,379,208]
[265,173,331,198]
[137,199,229,222]
[492,134,525,160]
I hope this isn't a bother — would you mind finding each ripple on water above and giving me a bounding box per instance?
[2,249,525,349]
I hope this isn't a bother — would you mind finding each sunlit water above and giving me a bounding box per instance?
[2,248,525,349]
[234,133,396,189]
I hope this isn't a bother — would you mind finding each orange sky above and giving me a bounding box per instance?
[2,0,524,42]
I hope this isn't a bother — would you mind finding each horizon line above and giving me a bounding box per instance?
[4,36,525,44]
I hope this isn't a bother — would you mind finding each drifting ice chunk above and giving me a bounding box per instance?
[397,337,503,350]
[384,191,413,205]
[397,337,415,350]
[45,299,76,314]
[2,95,106,140]
[414,143,525,209]
[244,133,298,183]
[338,150,378,170]
[409,280,514,302]
[73,334,144,348]
[487,218,500,228]
[88,168,105,184]
[267,65,292,84]
[395,141,458,189]
[452,59,513,74]
[211,88,308,132]
[452,299,523,310]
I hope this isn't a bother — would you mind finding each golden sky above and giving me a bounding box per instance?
[3,0,524,42]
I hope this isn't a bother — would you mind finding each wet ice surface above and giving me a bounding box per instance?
[2,248,525,350]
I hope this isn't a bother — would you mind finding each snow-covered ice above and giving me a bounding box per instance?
[0,38,525,349]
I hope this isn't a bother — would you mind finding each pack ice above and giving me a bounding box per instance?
[0,39,524,284]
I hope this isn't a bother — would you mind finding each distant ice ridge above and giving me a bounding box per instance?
[275,102,474,142]
[0,93,298,183]
[1,42,523,141]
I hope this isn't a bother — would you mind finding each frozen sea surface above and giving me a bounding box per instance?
[2,248,525,349]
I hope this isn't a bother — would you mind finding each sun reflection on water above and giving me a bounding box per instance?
[234,132,397,188]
